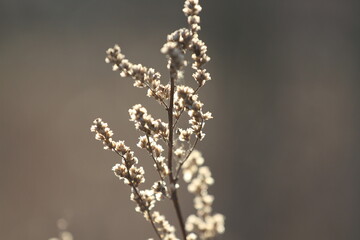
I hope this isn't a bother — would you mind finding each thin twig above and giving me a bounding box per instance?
[144,82,169,109]
[168,73,175,176]
[172,109,184,128]
[145,134,165,182]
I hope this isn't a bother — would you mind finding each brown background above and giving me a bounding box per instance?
[0,0,359,239]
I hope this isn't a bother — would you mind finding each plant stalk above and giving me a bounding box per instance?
[168,69,187,240]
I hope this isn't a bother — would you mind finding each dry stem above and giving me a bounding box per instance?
[167,69,187,240]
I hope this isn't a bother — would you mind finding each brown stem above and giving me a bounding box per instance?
[168,68,187,240]
[168,72,175,174]
[170,187,187,239]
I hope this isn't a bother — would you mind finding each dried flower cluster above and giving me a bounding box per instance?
[183,151,225,239]
[91,0,225,239]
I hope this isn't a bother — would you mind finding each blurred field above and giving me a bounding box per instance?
[0,0,359,239]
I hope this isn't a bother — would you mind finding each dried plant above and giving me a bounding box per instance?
[90,1,224,239]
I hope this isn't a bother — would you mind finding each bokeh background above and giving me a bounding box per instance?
[0,0,359,239]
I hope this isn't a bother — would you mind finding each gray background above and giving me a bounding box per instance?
[0,0,359,239]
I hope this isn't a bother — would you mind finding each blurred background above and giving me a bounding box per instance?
[0,0,359,239]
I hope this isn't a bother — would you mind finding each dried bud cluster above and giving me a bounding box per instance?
[183,0,202,32]
[168,29,193,50]
[112,162,144,188]
[129,104,169,140]
[186,233,198,240]
[178,128,194,142]
[152,211,178,240]
[161,28,194,77]
[129,104,172,180]
[105,45,170,103]
[137,136,164,157]
[152,181,168,200]
[90,118,115,150]
[138,135,170,179]
[174,86,213,140]
[183,151,225,239]
[190,38,210,72]
[131,189,156,213]
[161,41,187,73]
[192,68,211,87]
[91,0,225,240]
[182,150,204,182]
[90,119,145,187]
[183,0,211,87]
